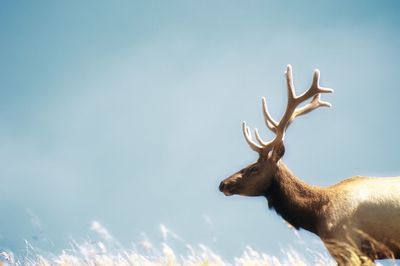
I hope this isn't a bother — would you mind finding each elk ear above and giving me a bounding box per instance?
[269,143,285,162]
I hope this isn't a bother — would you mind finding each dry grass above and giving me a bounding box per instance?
[0,221,397,266]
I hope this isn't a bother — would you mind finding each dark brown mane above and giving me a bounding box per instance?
[265,162,329,234]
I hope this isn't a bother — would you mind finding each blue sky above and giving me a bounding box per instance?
[1,0,400,259]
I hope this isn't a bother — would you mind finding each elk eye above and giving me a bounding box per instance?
[249,167,259,174]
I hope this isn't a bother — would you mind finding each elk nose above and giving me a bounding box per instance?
[219,182,225,192]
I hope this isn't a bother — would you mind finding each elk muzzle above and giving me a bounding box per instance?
[219,173,241,196]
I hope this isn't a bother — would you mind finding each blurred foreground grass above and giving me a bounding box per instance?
[0,221,396,266]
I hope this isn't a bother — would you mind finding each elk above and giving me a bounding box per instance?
[219,65,400,266]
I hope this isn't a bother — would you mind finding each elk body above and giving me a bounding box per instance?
[219,65,400,266]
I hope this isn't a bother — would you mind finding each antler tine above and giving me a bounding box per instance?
[285,64,296,102]
[287,94,332,128]
[254,128,270,146]
[262,97,277,133]
[242,122,263,153]
[312,69,334,94]
[297,69,334,102]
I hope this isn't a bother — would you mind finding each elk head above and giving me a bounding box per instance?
[219,65,333,197]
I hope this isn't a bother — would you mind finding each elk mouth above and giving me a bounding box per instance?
[223,190,234,196]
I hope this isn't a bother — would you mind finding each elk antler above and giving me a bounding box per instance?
[243,65,333,156]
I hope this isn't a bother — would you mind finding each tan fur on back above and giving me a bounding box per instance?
[321,176,400,259]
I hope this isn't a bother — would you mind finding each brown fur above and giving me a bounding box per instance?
[264,162,329,234]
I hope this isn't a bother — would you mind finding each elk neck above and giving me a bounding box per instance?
[264,161,329,235]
